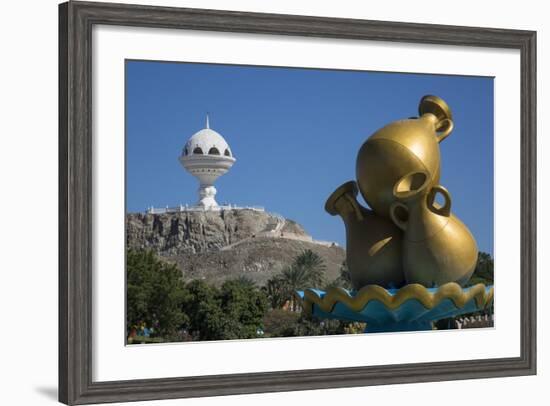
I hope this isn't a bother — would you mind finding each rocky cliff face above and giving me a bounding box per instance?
[126,209,345,286]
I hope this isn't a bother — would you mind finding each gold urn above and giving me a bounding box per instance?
[326,95,479,290]
[325,181,404,289]
[356,95,453,218]
[389,171,478,287]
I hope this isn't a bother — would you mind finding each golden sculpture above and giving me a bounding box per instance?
[326,95,479,290]
[390,171,478,287]
[356,95,453,218]
[325,181,404,289]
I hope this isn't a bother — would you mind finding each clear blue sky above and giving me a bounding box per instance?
[126,60,494,254]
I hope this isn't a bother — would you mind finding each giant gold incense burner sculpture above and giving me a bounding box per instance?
[298,95,493,333]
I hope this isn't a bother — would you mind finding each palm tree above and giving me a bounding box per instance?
[294,250,326,286]
[234,275,256,288]
[264,250,327,311]
[280,265,308,291]
[279,250,326,311]
[263,277,288,309]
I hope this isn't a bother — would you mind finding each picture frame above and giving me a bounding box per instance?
[59,1,537,404]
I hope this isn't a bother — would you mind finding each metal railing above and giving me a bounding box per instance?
[146,204,265,214]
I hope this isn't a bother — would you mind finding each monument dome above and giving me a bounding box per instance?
[182,116,233,158]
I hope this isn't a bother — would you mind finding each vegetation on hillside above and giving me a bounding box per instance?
[127,248,494,343]
[127,248,358,343]
[127,249,268,342]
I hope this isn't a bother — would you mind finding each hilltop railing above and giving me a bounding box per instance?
[146,204,265,214]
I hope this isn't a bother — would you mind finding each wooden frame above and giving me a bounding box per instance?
[59,1,537,404]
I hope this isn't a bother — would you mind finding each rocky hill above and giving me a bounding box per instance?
[126,209,345,286]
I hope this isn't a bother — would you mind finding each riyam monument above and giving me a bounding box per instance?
[127,116,344,286]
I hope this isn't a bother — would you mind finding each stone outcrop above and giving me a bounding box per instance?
[126,209,345,286]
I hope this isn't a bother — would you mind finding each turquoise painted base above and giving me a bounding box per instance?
[297,285,493,334]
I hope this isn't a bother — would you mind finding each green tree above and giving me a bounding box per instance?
[233,275,257,288]
[219,279,268,339]
[263,276,288,309]
[182,278,268,340]
[126,249,188,338]
[281,250,325,290]
[293,249,326,287]
[467,252,494,286]
[182,280,224,341]
[265,250,327,311]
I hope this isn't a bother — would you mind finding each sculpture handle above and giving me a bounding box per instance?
[419,95,453,143]
[436,118,454,143]
[325,181,359,217]
[428,185,452,217]
[389,202,409,231]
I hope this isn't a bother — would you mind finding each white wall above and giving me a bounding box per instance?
[0,0,547,405]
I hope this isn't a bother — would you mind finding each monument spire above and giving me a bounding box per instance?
[206,113,210,129]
